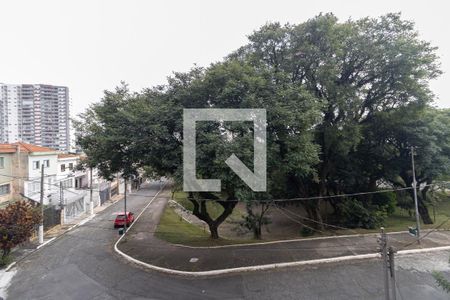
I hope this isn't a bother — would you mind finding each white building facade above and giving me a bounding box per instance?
[0,83,70,151]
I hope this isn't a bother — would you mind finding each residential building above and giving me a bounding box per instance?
[0,83,70,151]
[0,144,17,205]
[57,153,88,189]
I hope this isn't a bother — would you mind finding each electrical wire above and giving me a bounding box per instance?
[2,170,448,204]
[274,204,374,252]
[173,182,449,203]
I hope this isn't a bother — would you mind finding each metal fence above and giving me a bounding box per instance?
[43,206,61,230]
[99,187,110,205]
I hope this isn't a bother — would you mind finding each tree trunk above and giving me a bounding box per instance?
[188,194,237,239]
[253,226,262,240]
[409,190,433,224]
[209,223,219,239]
[314,199,325,230]
[418,196,433,224]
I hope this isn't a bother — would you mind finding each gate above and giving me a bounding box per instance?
[99,187,111,205]
[65,195,86,222]
[43,206,61,230]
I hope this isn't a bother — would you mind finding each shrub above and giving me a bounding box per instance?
[338,198,387,229]
[0,201,41,259]
[372,191,397,215]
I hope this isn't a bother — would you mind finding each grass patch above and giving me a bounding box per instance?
[163,191,450,244]
[333,194,450,235]
[155,204,256,247]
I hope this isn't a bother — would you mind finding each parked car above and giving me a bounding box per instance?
[114,212,135,228]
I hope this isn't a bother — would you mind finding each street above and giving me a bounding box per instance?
[5,182,450,299]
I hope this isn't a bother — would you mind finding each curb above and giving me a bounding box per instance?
[114,242,450,277]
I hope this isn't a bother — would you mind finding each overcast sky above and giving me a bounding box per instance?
[1,0,449,117]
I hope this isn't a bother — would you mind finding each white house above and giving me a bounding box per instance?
[57,153,88,189]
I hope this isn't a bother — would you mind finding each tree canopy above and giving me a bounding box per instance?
[75,13,447,238]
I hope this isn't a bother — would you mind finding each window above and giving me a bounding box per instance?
[0,157,4,169]
[44,159,50,168]
[29,182,40,193]
[61,179,73,189]
[0,184,10,195]
[33,161,40,170]
[69,163,73,170]
[61,164,65,172]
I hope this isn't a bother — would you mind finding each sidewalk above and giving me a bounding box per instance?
[6,193,124,268]
[117,187,450,273]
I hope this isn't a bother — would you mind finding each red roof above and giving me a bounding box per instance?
[0,144,17,153]
[0,142,57,153]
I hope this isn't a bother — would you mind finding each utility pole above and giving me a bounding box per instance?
[388,246,397,300]
[411,146,420,243]
[38,164,45,244]
[123,178,127,232]
[379,227,390,300]
[89,168,94,215]
[379,228,399,300]
[60,181,65,225]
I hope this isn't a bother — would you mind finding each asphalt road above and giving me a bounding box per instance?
[6,182,450,299]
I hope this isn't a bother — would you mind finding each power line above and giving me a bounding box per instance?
[0,173,104,193]
[274,204,374,252]
[173,182,449,203]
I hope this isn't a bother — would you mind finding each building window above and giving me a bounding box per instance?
[61,164,65,172]
[0,157,4,169]
[69,163,73,170]
[33,161,40,170]
[44,159,50,168]
[61,179,73,189]
[0,184,10,195]
[29,182,40,193]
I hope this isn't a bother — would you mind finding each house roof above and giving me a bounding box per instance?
[0,142,57,153]
[0,144,17,154]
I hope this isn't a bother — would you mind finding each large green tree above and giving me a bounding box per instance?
[76,13,443,237]
[230,13,441,225]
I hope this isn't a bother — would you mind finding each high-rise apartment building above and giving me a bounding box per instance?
[0,84,70,151]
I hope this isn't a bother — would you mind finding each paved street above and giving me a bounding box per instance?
[4,182,450,299]
[119,187,450,272]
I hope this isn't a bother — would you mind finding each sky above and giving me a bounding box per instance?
[1,0,449,118]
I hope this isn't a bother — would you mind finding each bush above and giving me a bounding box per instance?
[0,201,41,259]
[372,191,397,215]
[338,198,387,229]
[0,254,12,268]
